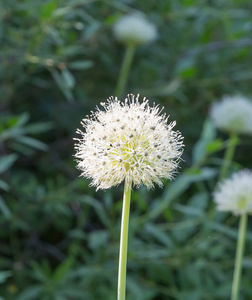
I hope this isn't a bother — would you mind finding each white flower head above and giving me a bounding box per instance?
[210,95,252,135]
[214,170,252,215]
[113,12,157,46]
[74,94,184,190]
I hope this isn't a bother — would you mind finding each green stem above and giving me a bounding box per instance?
[117,182,132,300]
[115,45,135,99]
[219,132,238,181]
[231,213,247,300]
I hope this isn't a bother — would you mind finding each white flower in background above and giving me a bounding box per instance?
[74,94,184,190]
[214,170,252,215]
[210,95,252,135]
[113,12,157,46]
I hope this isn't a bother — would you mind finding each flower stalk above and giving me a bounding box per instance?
[231,213,247,300]
[117,181,132,300]
[115,45,135,99]
[219,132,238,181]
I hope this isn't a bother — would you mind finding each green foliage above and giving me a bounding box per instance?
[1,0,252,299]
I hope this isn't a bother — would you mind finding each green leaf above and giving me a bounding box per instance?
[0,179,9,191]
[52,258,73,284]
[127,276,156,300]
[0,127,25,142]
[17,285,43,300]
[175,57,196,78]
[61,69,75,89]
[16,136,48,151]
[68,60,94,70]
[141,173,192,222]
[208,221,238,240]
[185,167,218,182]
[79,196,110,227]
[0,154,18,174]
[0,270,12,284]
[192,118,217,165]
[51,68,74,102]
[243,258,252,269]
[14,113,29,127]
[25,122,53,134]
[41,0,57,19]
[206,139,223,154]
[0,195,11,218]
[144,223,174,247]
[173,203,205,217]
[88,230,109,250]
[141,168,217,222]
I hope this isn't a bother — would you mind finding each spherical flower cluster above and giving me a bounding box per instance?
[74,94,184,190]
[113,12,157,46]
[210,95,252,135]
[213,170,252,215]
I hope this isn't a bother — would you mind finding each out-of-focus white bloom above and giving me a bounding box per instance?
[210,95,252,135]
[214,170,252,215]
[74,94,184,190]
[113,13,157,46]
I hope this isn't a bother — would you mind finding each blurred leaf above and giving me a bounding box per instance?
[0,270,12,284]
[88,230,109,250]
[192,119,217,165]
[173,203,205,217]
[208,221,239,240]
[0,127,25,142]
[61,69,76,89]
[15,136,48,151]
[31,260,51,282]
[0,195,11,218]
[17,285,43,300]
[185,167,218,181]
[243,258,252,269]
[142,167,217,222]
[25,122,53,134]
[206,139,223,154]
[175,57,196,78]
[127,276,156,300]
[144,223,174,248]
[50,68,74,101]
[143,173,192,222]
[143,79,182,97]
[41,0,57,19]
[68,60,94,70]
[0,180,9,191]
[53,258,73,284]
[0,154,18,174]
[13,113,29,127]
[79,196,110,227]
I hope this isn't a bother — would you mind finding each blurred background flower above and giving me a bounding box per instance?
[210,95,252,135]
[113,12,157,46]
[214,170,252,215]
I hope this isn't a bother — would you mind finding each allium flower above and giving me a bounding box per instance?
[214,170,252,215]
[113,12,157,46]
[210,95,252,135]
[74,94,184,190]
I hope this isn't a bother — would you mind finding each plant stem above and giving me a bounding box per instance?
[231,213,247,300]
[117,182,132,300]
[115,45,135,99]
[219,132,238,181]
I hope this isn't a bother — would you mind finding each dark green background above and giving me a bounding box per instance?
[1,0,252,299]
